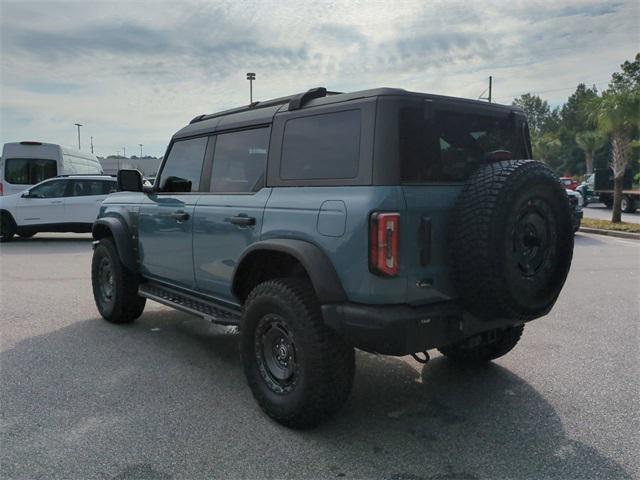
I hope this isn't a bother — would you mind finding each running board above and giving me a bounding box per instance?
[139,282,241,325]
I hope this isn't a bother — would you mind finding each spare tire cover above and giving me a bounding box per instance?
[450,160,574,321]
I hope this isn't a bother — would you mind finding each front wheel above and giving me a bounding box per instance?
[91,237,146,323]
[438,325,525,364]
[241,278,355,429]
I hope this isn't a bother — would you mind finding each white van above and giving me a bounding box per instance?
[1,141,103,196]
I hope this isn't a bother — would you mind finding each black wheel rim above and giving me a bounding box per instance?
[512,199,554,278]
[98,256,114,304]
[254,314,298,394]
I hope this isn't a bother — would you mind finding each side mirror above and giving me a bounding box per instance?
[117,169,143,192]
[21,191,31,198]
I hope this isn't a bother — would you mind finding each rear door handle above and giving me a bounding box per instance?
[170,211,190,221]
[230,215,256,226]
[51,200,63,204]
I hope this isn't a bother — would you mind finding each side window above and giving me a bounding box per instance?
[28,180,67,198]
[67,180,108,197]
[280,110,360,180]
[210,128,269,193]
[158,137,208,192]
[5,159,57,184]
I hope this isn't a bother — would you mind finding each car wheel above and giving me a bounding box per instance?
[91,237,146,323]
[241,278,355,429]
[1,215,16,242]
[18,232,36,239]
[621,196,636,213]
[450,160,574,321]
[438,325,524,364]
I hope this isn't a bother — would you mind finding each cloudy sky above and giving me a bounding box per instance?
[1,0,638,157]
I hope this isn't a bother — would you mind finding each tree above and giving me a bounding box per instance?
[591,89,640,222]
[609,53,640,94]
[512,93,559,138]
[532,133,562,170]
[575,130,606,174]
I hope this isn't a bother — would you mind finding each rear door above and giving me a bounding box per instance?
[65,179,117,224]
[192,127,271,302]
[14,179,68,226]
[400,101,529,304]
[138,136,209,289]
[3,157,59,196]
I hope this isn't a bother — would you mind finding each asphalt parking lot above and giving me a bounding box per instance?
[583,202,640,223]
[1,233,638,480]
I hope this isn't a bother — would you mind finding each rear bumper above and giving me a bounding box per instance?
[321,301,525,356]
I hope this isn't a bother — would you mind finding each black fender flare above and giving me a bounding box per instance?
[232,239,347,304]
[92,217,137,272]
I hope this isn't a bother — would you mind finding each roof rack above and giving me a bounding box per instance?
[190,87,339,124]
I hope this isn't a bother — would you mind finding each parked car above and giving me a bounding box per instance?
[566,189,583,232]
[1,141,103,196]
[90,87,574,428]
[0,175,117,241]
[559,176,578,190]
[576,173,597,206]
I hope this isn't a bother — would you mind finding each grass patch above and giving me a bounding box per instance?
[581,218,640,233]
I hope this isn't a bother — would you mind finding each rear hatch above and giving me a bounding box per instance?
[398,100,530,305]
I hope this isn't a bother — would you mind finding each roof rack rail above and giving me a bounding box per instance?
[189,87,335,124]
[288,87,327,110]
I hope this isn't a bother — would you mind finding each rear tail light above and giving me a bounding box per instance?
[0,183,3,195]
[369,212,400,276]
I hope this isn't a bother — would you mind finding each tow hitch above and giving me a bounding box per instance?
[411,351,430,364]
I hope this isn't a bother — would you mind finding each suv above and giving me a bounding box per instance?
[1,175,117,241]
[90,87,574,428]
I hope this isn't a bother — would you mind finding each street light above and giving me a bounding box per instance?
[139,144,143,158]
[246,72,256,103]
[122,146,126,158]
[74,123,83,150]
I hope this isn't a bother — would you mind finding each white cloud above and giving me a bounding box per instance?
[1,0,638,156]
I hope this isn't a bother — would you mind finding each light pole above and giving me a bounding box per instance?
[90,136,94,154]
[74,123,83,149]
[139,143,143,158]
[246,72,256,103]
[122,146,126,158]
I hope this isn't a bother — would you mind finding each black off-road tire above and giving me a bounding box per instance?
[451,160,574,321]
[1,214,16,242]
[241,278,355,429]
[438,325,524,364]
[91,237,146,323]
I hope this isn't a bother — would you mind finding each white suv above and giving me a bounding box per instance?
[0,175,117,242]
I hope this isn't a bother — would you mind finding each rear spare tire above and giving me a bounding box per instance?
[450,160,573,321]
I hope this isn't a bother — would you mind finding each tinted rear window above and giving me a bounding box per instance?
[280,110,361,180]
[400,107,526,182]
[5,158,57,184]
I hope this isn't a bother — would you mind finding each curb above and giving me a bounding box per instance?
[578,227,640,240]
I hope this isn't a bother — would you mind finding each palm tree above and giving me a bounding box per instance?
[591,90,640,222]
[575,130,605,174]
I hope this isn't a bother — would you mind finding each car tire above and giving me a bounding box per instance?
[91,237,146,323]
[241,278,355,429]
[18,232,36,239]
[450,160,574,321]
[438,325,524,364]
[621,196,636,213]
[1,214,16,242]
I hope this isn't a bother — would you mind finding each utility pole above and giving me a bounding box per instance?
[246,72,256,103]
[122,146,126,158]
[139,143,143,157]
[488,75,492,103]
[74,123,83,149]
[90,136,94,154]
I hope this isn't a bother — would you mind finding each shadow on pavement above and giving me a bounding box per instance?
[1,310,632,480]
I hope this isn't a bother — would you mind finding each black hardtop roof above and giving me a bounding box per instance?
[173,87,522,139]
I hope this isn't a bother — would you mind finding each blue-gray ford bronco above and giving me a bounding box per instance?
[91,87,574,428]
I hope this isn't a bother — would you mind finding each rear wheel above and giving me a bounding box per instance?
[91,237,146,323]
[621,196,636,213]
[1,215,16,242]
[438,325,524,364]
[241,278,355,429]
[19,232,36,239]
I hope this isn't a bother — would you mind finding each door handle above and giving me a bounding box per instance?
[230,215,256,226]
[170,211,190,221]
[50,200,63,204]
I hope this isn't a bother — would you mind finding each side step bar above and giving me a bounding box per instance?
[139,282,241,325]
